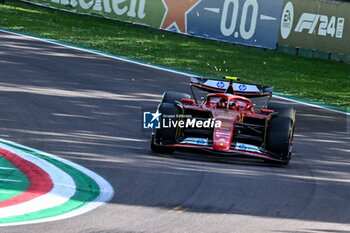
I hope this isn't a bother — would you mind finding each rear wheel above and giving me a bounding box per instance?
[266,116,293,164]
[267,102,295,121]
[162,91,191,104]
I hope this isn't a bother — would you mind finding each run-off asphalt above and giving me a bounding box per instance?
[0,31,349,232]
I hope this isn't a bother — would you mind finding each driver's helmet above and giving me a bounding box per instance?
[229,101,236,109]
[218,98,226,108]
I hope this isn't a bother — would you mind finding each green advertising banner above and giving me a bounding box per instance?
[24,0,166,28]
[279,0,350,55]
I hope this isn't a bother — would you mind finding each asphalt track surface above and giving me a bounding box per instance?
[0,31,349,232]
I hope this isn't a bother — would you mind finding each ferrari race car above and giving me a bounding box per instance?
[151,76,296,165]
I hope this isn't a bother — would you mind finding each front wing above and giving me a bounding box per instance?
[152,139,289,163]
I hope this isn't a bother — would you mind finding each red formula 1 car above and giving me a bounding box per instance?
[151,76,296,165]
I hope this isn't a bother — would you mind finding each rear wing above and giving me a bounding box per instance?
[190,76,273,98]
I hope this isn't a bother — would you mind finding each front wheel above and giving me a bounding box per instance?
[150,102,180,154]
[151,134,175,154]
[266,116,294,164]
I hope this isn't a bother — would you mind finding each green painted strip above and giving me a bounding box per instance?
[0,156,29,202]
[330,53,349,63]
[276,46,297,55]
[0,142,100,224]
[313,51,330,60]
[1,28,349,114]
[298,48,314,58]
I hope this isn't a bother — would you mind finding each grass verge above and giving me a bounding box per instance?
[0,0,349,110]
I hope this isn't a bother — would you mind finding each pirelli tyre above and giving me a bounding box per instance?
[266,116,294,164]
[267,102,295,121]
[162,91,191,104]
[151,134,175,153]
[151,102,181,154]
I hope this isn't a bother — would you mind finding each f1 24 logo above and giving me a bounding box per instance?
[295,13,345,38]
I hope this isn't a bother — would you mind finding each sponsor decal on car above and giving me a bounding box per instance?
[181,138,209,146]
[203,80,259,92]
[238,84,247,92]
[216,81,225,89]
[235,143,260,153]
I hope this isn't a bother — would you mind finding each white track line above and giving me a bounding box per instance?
[0,167,17,170]
[273,95,350,116]
[0,29,349,116]
[0,178,22,183]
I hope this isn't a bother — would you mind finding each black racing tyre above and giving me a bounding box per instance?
[266,116,293,162]
[267,102,295,121]
[162,91,191,104]
[151,102,180,154]
[151,135,174,154]
[156,102,181,141]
